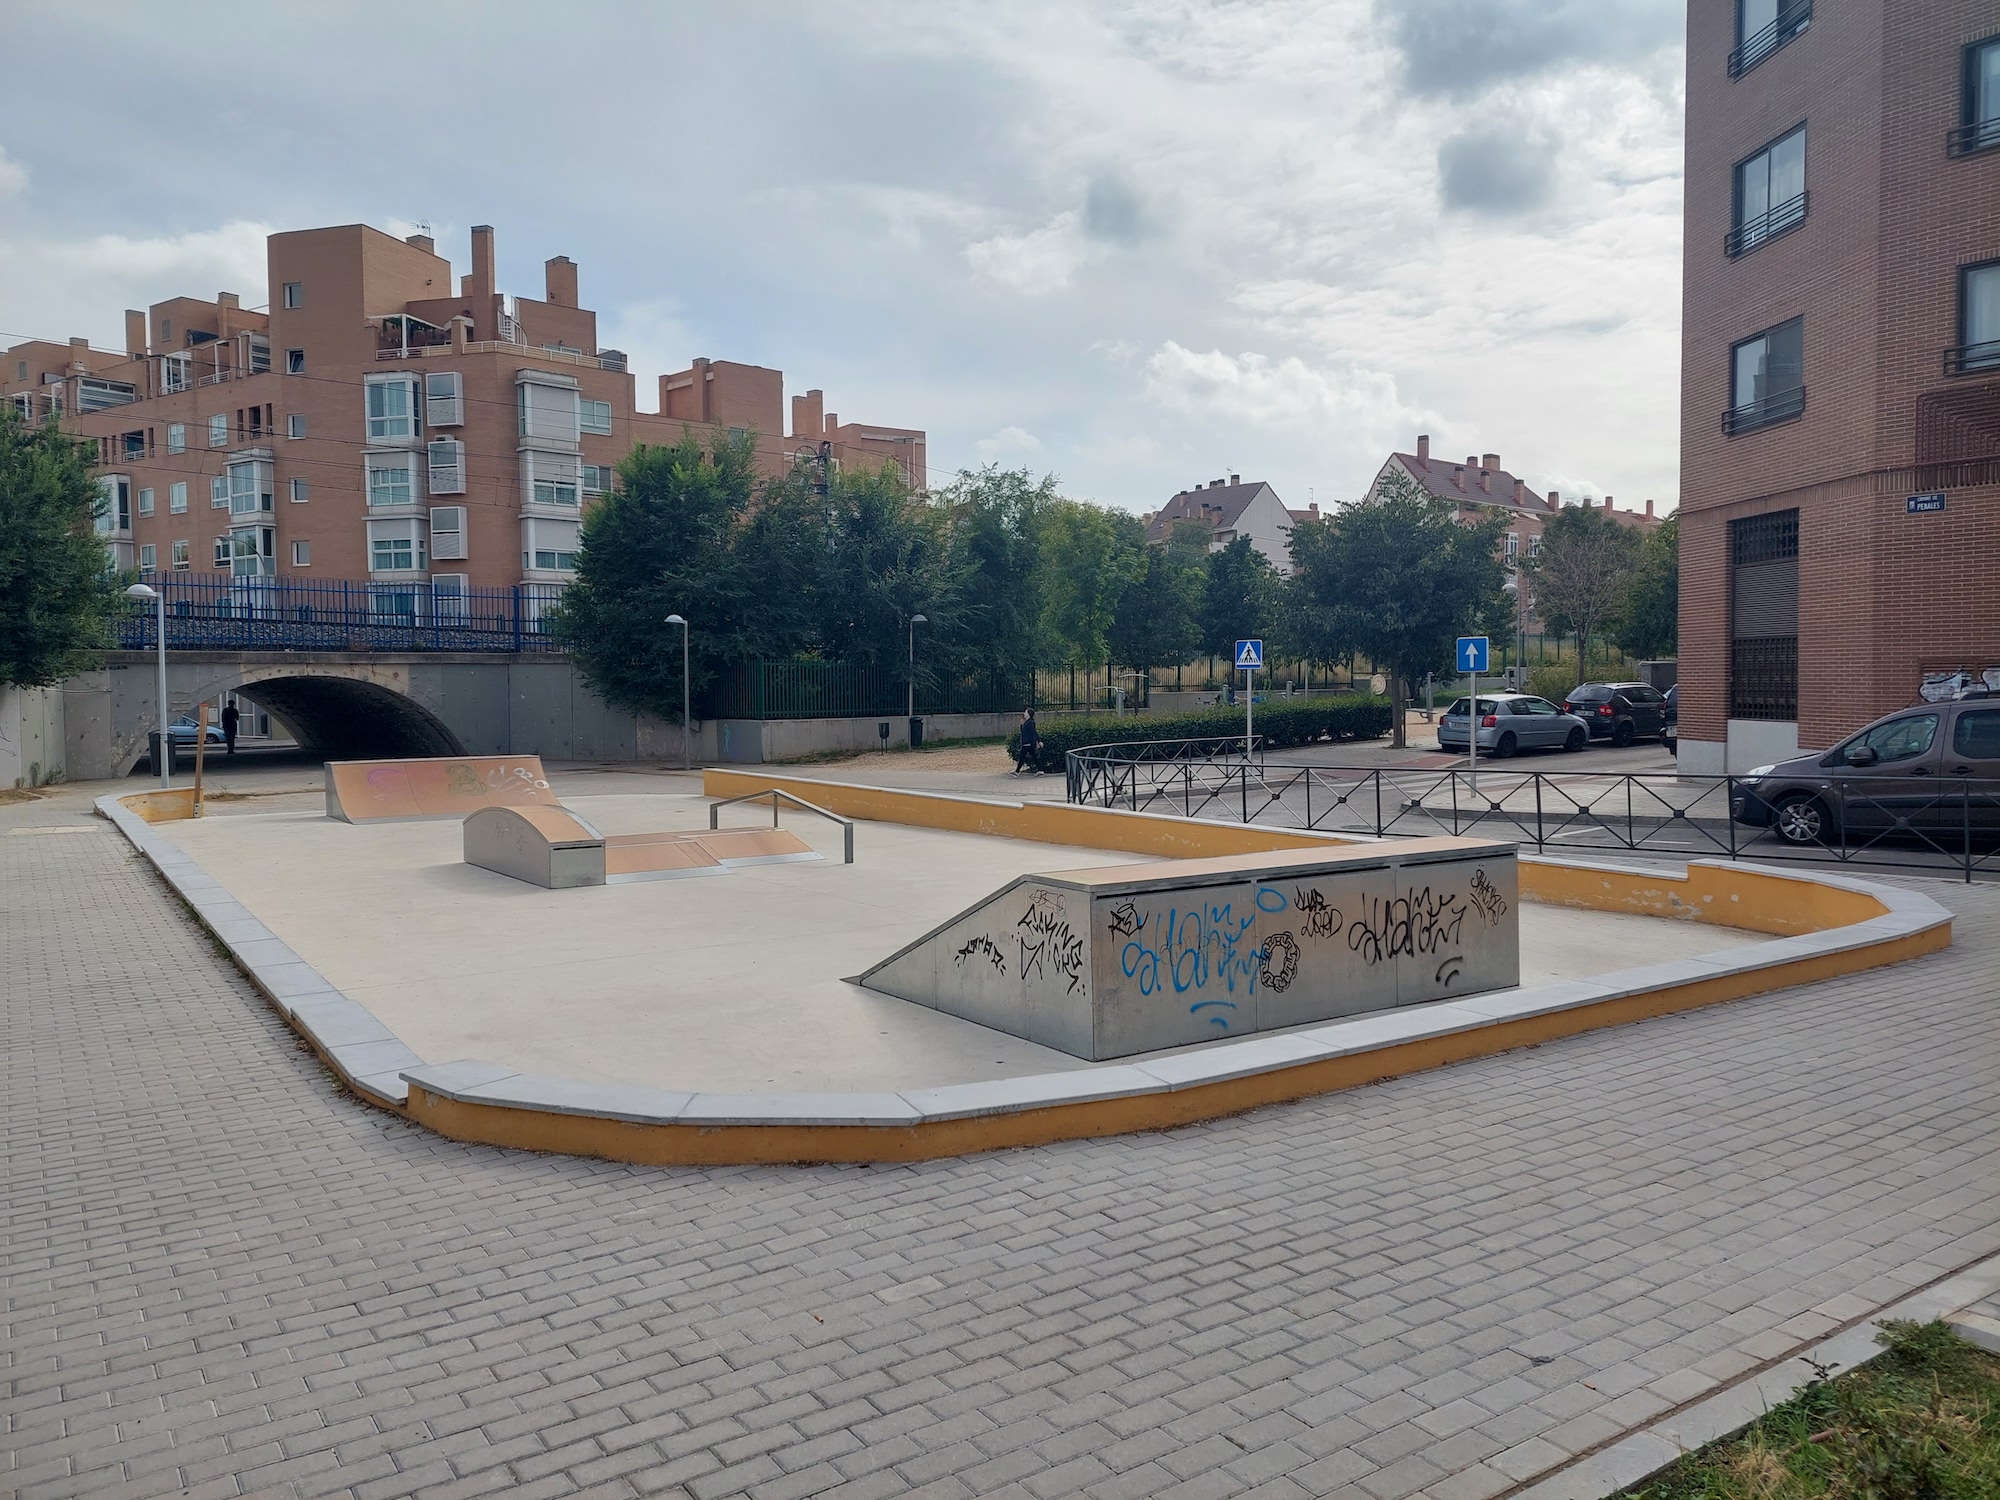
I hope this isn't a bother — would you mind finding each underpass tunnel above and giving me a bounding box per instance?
[231,676,467,761]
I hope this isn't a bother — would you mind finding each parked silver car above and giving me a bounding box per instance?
[1437,693,1592,758]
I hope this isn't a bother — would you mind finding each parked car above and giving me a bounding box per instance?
[167,715,226,746]
[1732,696,2000,844]
[1437,693,1592,758]
[1662,685,1678,754]
[1561,681,1671,747]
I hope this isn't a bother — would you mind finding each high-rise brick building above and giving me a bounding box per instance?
[1677,1,2000,773]
[2,221,925,614]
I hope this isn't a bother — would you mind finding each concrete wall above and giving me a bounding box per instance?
[0,684,67,788]
[718,711,1017,765]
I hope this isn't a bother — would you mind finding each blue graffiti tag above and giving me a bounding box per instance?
[1119,897,1265,999]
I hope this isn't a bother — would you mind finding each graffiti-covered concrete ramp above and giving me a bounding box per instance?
[860,837,1519,1060]
[326,755,557,824]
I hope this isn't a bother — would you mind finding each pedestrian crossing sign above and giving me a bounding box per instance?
[1234,639,1264,670]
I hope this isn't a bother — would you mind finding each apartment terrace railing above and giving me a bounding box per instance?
[1728,1,1810,78]
[1065,747,1999,882]
[1947,117,2000,159]
[1724,191,1808,257]
[1943,339,2000,377]
[1722,385,1807,436]
[374,338,627,372]
[118,573,567,654]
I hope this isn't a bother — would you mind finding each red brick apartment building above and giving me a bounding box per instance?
[1,222,924,610]
[1678,1,2000,773]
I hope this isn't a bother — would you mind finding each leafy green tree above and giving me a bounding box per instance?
[937,466,1057,696]
[1108,537,1202,697]
[0,407,120,687]
[1286,470,1511,747]
[1613,512,1678,661]
[1523,502,1644,685]
[1198,534,1279,666]
[1039,499,1140,689]
[547,430,766,722]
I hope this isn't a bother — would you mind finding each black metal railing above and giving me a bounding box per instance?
[1065,750,1999,882]
[118,572,566,653]
[1722,386,1807,435]
[1947,117,2000,159]
[1944,338,2000,377]
[1724,191,1808,257]
[1728,2,1810,77]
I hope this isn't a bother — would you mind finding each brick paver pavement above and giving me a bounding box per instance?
[5,802,1999,1500]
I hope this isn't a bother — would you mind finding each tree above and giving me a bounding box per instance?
[1524,503,1644,684]
[1038,500,1140,690]
[0,407,121,687]
[547,430,766,722]
[1613,513,1678,661]
[1108,537,1202,699]
[1198,534,1279,666]
[936,466,1056,697]
[1286,470,1511,748]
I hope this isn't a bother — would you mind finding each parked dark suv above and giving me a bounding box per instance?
[1561,682,1670,747]
[1732,695,2000,844]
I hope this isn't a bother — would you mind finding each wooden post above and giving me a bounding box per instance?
[192,702,208,816]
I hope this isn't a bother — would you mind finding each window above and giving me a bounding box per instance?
[1730,509,1798,721]
[162,353,191,393]
[1725,317,1805,434]
[286,349,305,375]
[1948,260,2000,375]
[167,422,185,454]
[1527,534,1542,558]
[432,574,469,621]
[424,371,463,427]
[248,335,270,374]
[583,463,616,496]
[283,282,303,309]
[1728,125,1806,256]
[291,540,311,567]
[368,517,428,572]
[522,517,582,572]
[1829,714,1938,767]
[287,413,307,439]
[1504,532,1518,561]
[1951,36,2000,157]
[430,505,468,560]
[95,477,131,534]
[365,376,418,441]
[289,478,309,503]
[139,543,156,571]
[367,456,416,507]
[169,481,188,514]
[580,397,613,435]
[214,537,232,567]
[227,460,274,516]
[78,377,137,412]
[161,320,173,343]
[229,525,275,577]
[171,539,190,571]
[1955,709,2000,760]
[523,449,580,507]
[17,358,27,379]
[211,476,229,508]
[208,413,227,448]
[516,374,581,443]
[138,487,155,517]
[1730,0,1809,78]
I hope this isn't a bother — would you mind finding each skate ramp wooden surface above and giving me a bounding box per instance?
[326,755,557,824]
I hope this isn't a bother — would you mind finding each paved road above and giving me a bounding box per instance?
[5,793,2000,1500]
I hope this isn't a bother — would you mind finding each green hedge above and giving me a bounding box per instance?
[1008,695,1394,773]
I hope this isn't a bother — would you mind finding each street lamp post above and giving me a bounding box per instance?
[126,583,167,787]
[907,613,927,746]
[665,614,690,772]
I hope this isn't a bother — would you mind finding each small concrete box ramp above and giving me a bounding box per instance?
[464,805,608,889]
[326,755,557,824]
[861,836,1519,1061]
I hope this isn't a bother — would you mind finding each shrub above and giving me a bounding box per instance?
[1008,695,1394,773]
[1527,663,1582,705]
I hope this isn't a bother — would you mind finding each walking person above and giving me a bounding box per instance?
[1013,709,1041,775]
[221,700,239,757]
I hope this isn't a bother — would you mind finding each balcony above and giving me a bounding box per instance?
[1724,191,1807,258]
[1944,339,2000,377]
[1948,117,2000,159]
[1728,1,1810,78]
[1722,386,1807,435]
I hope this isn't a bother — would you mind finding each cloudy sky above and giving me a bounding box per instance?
[0,0,1686,514]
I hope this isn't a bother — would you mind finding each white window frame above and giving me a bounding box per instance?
[430,505,468,560]
[431,573,470,621]
[286,413,306,439]
[366,453,418,508]
[229,524,275,577]
[208,414,228,448]
[167,422,185,455]
[171,539,190,571]
[211,476,229,508]
[522,516,583,573]
[227,459,274,516]
[289,478,309,504]
[424,371,463,427]
[138,487,155,518]
[248,335,270,374]
[368,516,429,573]
[426,437,466,494]
[162,353,192,393]
[213,537,232,567]
[95,477,131,534]
[286,349,305,375]
[580,397,613,435]
[516,371,581,444]
[523,448,581,509]
[364,374,419,442]
[583,463,614,496]
[291,539,312,567]
[139,543,156,571]
[283,282,303,309]
[169,481,188,514]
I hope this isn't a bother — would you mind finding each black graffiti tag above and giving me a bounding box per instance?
[953,935,1007,973]
[1293,886,1341,940]
[1468,868,1509,926]
[1018,890,1086,995]
[1347,886,1467,967]
[1260,931,1299,991]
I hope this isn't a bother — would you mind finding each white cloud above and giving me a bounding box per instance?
[0,220,270,348]
[966,212,1091,295]
[975,425,1045,458]
[0,146,26,198]
[1142,342,1423,434]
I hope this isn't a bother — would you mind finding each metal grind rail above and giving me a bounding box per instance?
[710,787,855,863]
[1065,743,2000,882]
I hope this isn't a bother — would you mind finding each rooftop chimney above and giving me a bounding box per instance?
[405,232,435,254]
[1229,473,1240,485]
[1604,494,1614,512]
[1481,452,1500,472]
[470,225,496,307]
[1547,489,1561,509]
[1211,477,1225,488]
[545,255,578,308]
[68,336,89,372]
[1645,497,1654,517]
[1513,478,1526,505]
[1416,434,1430,464]
[124,310,146,359]
[791,388,824,441]
[1452,464,1465,489]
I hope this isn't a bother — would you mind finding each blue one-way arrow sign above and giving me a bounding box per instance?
[1234,639,1264,670]
[1457,636,1489,674]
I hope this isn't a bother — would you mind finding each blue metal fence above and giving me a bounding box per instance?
[117,573,567,653]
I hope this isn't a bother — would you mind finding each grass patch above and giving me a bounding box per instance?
[1621,1320,2000,1500]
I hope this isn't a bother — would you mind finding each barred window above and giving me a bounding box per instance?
[1729,509,1799,720]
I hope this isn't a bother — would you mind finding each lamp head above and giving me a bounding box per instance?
[665,614,686,625]
[125,583,159,600]
[911,613,928,625]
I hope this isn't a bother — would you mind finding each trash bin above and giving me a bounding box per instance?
[908,716,924,749]
[147,731,178,778]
